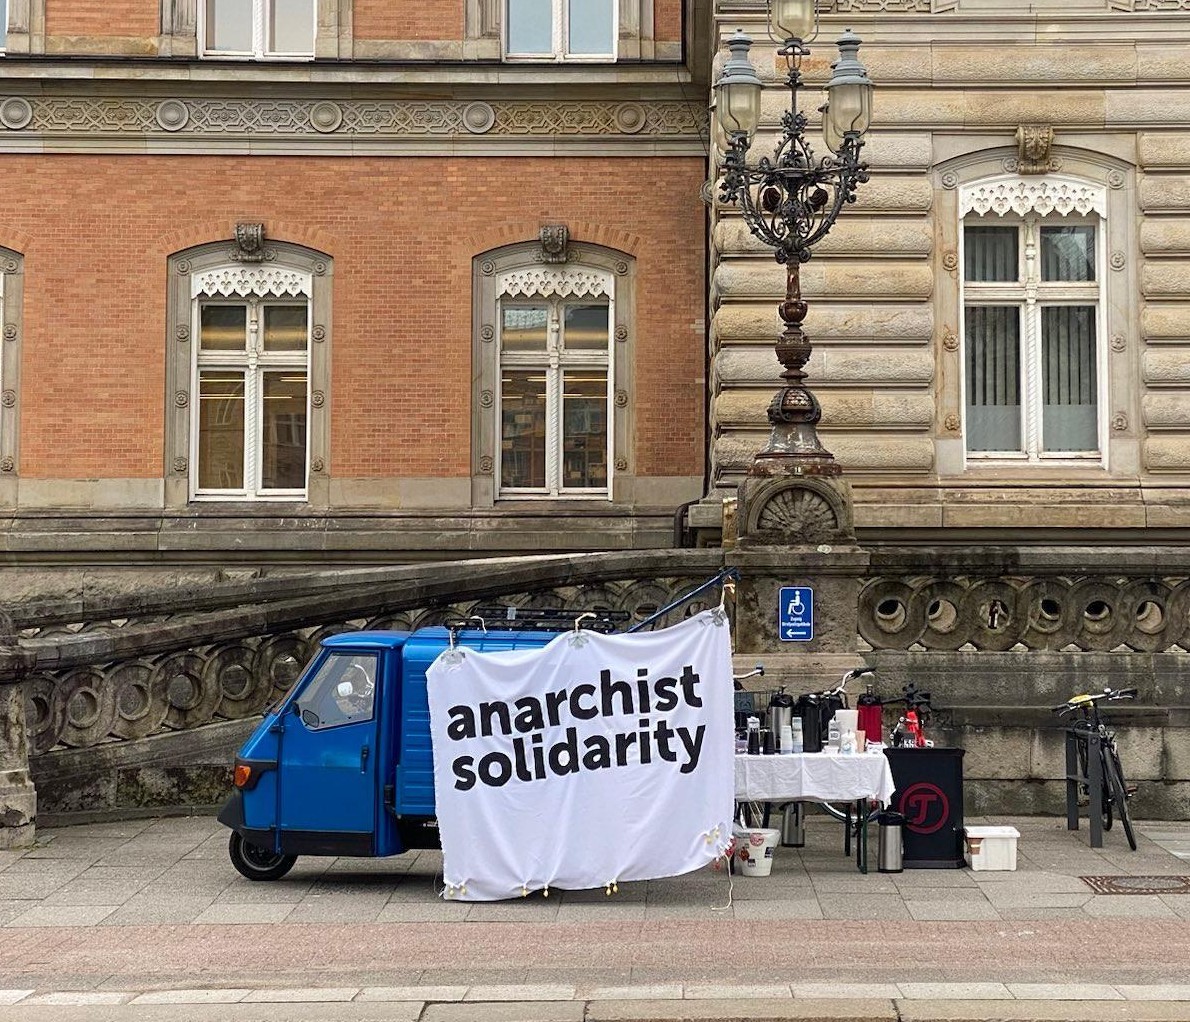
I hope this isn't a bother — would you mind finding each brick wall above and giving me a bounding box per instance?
[353,0,464,42]
[1,155,706,482]
[45,0,160,38]
[656,0,683,44]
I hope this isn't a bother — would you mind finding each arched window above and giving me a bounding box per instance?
[959,176,1109,461]
[165,237,332,506]
[472,239,635,505]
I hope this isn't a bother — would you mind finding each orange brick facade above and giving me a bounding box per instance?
[3,155,706,484]
[45,0,160,39]
[352,0,464,43]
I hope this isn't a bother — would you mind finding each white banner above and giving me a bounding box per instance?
[427,610,735,901]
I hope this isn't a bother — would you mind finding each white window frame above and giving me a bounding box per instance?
[496,291,615,499]
[503,0,618,62]
[190,277,312,501]
[199,0,316,60]
[958,176,1109,468]
[0,0,8,54]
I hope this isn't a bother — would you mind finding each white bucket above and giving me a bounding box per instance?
[735,827,780,877]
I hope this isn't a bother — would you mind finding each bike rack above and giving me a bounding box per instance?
[1064,726,1105,849]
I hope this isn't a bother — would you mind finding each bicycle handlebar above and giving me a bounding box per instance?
[1051,687,1138,714]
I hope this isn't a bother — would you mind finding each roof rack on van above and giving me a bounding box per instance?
[466,605,630,634]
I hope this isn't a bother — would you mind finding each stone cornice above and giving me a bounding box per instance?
[0,94,709,153]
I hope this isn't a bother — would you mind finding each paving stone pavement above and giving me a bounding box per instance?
[1,813,1189,1019]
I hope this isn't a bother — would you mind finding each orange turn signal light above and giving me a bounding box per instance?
[233,764,253,788]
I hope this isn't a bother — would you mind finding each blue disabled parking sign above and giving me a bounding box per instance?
[779,586,814,642]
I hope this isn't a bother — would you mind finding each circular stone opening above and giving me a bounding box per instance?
[926,599,958,632]
[221,664,252,698]
[168,673,200,711]
[1040,598,1062,621]
[875,598,907,632]
[67,687,101,729]
[29,694,51,729]
[118,681,151,721]
[1136,600,1165,634]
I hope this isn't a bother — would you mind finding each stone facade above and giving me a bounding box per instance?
[706,0,1190,539]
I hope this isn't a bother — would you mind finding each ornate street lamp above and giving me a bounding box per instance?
[714,7,873,479]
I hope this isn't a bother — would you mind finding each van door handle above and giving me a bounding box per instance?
[361,746,370,773]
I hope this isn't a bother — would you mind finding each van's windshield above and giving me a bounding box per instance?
[295,652,378,730]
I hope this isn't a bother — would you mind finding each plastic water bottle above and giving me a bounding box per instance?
[840,730,856,756]
[791,719,803,754]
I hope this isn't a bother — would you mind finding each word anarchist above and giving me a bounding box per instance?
[446,666,706,791]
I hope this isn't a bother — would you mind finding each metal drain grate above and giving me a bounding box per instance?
[1081,875,1190,895]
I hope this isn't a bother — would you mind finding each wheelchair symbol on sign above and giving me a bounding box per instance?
[778,586,814,642]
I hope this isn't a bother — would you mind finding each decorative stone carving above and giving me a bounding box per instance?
[1113,412,1129,431]
[480,389,494,408]
[480,324,495,342]
[194,266,311,299]
[480,260,496,277]
[756,488,838,544]
[175,325,189,342]
[539,225,569,265]
[1108,169,1126,189]
[176,260,192,275]
[941,251,959,272]
[1,391,15,408]
[311,457,325,473]
[940,171,958,189]
[155,100,189,133]
[0,457,13,473]
[615,326,628,342]
[312,325,326,342]
[309,101,343,134]
[0,97,33,131]
[313,261,327,276]
[614,103,646,134]
[499,268,612,299]
[944,413,961,433]
[311,390,325,408]
[614,261,629,276]
[614,390,628,408]
[0,258,17,273]
[3,325,16,342]
[462,102,496,134]
[942,330,959,352]
[478,456,494,474]
[1015,125,1056,175]
[231,223,266,264]
[174,391,188,408]
[1,96,704,141]
[1111,333,1127,353]
[172,457,188,473]
[1111,251,1126,271]
[960,175,1107,218]
[738,476,855,546]
[614,457,628,471]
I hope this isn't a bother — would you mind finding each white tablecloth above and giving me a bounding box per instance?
[734,752,896,805]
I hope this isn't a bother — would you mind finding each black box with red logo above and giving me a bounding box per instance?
[883,748,966,868]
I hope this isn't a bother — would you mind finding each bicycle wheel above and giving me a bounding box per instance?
[1103,744,1137,851]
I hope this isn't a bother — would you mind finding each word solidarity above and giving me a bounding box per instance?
[446,667,707,790]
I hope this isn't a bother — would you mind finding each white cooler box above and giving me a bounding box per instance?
[964,825,1020,871]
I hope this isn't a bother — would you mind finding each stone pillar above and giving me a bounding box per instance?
[726,476,871,692]
[0,613,36,849]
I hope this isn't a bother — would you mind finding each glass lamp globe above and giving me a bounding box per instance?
[770,0,816,43]
[713,30,763,144]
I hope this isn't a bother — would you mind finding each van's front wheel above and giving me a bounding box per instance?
[228,832,297,881]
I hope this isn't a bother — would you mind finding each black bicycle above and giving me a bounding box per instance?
[1052,688,1138,851]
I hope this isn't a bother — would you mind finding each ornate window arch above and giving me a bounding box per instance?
[165,233,332,507]
[0,246,23,506]
[472,237,635,506]
[934,154,1136,476]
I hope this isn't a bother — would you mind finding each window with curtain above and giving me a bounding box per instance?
[963,218,1101,459]
[499,299,611,495]
[202,0,315,58]
[505,0,616,60]
[194,294,310,498]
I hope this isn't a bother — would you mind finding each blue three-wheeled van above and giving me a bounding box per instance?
[218,625,558,879]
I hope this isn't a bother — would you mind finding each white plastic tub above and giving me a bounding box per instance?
[964,825,1020,871]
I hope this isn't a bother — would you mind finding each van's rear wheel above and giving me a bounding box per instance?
[228,832,297,881]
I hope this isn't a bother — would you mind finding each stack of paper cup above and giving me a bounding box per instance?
[779,724,794,754]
